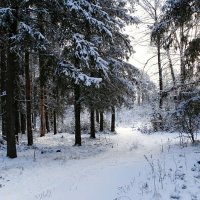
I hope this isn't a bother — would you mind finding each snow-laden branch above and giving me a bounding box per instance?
[59,61,102,87]
[10,22,48,51]
[0,8,15,29]
[73,33,108,75]
[65,0,112,37]
[0,91,6,97]
[174,96,200,116]
[18,22,46,41]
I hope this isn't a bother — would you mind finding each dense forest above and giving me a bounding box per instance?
[0,0,200,159]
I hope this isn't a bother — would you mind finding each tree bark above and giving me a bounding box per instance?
[157,39,163,109]
[6,6,18,157]
[166,48,176,86]
[53,110,57,135]
[39,86,45,137]
[179,27,186,84]
[6,50,17,158]
[14,102,20,143]
[20,113,26,134]
[38,12,46,137]
[137,90,141,106]
[39,53,46,137]
[25,51,33,145]
[90,108,95,138]
[74,84,81,145]
[111,107,115,132]
[0,44,7,140]
[96,110,99,123]
[100,112,104,132]
[38,54,46,137]
[45,108,50,133]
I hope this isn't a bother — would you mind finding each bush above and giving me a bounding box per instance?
[170,96,200,143]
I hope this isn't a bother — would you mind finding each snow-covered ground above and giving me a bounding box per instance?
[1,106,200,200]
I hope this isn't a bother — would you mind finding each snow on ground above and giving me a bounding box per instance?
[1,106,200,200]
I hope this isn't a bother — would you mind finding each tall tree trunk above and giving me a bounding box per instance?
[142,92,145,104]
[90,108,95,138]
[32,69,37,130]
[157,40,163,109]
[39,86,45,137]
[100,112,104,132]
[45,108,50,133]
[44,88,50,133]
[74,84,81,145]
[0,45,7,140]
[38,12,46,137]
[6,6,18,157]
[180,27,186,84]
[25,51,33,145]
[53,110,57,135]
[6,50,17,158]
[53,85,58,135]
[166,48,176,86]
[39,53,46,137]
[111,107,115,132]
[14,102,20,143]
[38,54,46,137]
[96,110,99,123]
[20,113,26,134]
[137,90,141,106]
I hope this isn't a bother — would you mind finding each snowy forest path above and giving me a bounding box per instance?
[0,126,176,200]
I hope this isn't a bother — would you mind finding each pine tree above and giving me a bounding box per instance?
[5,3,19,158]
[0,43,7,140]
[25,51,33,145]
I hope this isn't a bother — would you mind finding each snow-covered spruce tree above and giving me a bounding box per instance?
[96,0,140,133]
[58,0,120,145]
[80,1,140,136]
[0,0,20,158]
